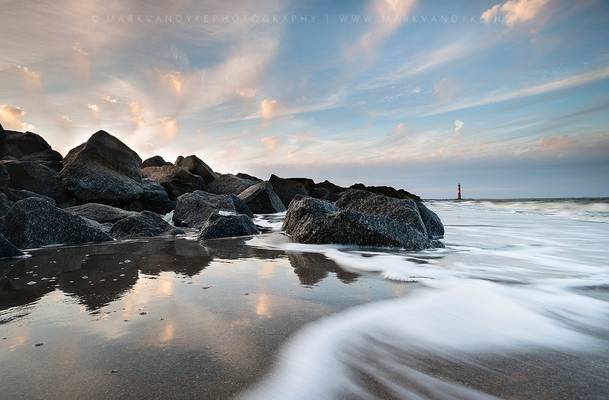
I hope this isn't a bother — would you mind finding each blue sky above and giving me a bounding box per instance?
[1,0,608,198]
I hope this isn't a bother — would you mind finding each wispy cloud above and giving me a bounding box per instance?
[424,65,609,116]
[0,104,35,131]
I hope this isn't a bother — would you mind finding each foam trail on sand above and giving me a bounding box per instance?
[243,200,609,399]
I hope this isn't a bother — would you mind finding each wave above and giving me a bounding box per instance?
[242,200,609,399]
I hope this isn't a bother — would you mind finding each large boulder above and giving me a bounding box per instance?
[124,178,175,214]
[60,130,143,203]
[3,130,62,162]
[282,196,441,250]
[1,160,67,203]
[416,201,444,239]
[175,155,217,184]
[0,123,8,157]
[3,197,111,248]
[173,190,251,229]
[64,203,137,223]
[199,213,258,240]
[109,211,183,239]
[350,183,422,202]
[0,233,22,258]
[238,181,285,214]
[142,165,205,200]
[335,189,427,236]
[269,174,308,208]
[206,173,256,195]
[141,155,171,168]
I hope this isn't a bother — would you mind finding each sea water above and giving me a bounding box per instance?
[243,199,609,399]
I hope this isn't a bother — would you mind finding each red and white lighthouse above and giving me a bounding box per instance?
[457,183,462,200]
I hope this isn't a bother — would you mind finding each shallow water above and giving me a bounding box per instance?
[1,200,609,399]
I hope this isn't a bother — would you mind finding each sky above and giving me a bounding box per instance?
[1,0,608,198]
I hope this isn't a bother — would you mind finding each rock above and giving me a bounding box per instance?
[3,130,62,162]
[124,178,174,214]
[173,190,252,229]
[206,174,256,195]
[60,131,143,203]
[350,183,422,202]
[238,181,285,214]
[269,174,308,207]
[0,233,23,258]
[199,213,258,240]
[0,124,8,158]
[0,164,10,190]
[175,155,217,184]
[313,180,346,201]
[0,192,13,218]
[416,201,444,239]
[109,211,183,239]
[285,177,316,189]
[335,189,427,236]
[65,203,137,223]
[142,165,205,200]
[236,173,262,182]
[4,188,56,205]
[3,197,111,248]
[282,195,441,250]
[141,155,171,168]
[1,160,67,202]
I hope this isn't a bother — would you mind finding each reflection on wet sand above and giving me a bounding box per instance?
[0,234,399,400]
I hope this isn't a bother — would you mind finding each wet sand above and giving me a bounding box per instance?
[0,236,403,399]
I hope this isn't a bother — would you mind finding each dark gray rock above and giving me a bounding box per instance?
[1,160,67,202]
[0,233,22,258]
[335,189,427,236]
[3,197,111,248]
[4,188,56,205]
[65,203,137,223]
[199,213,258,240]
[141,155,171,168]
[236,172,262,182]
[416,201,444,239]
[173,190,252,229]
[175,155,217,184]
[349,183,422,202]
[4,130,62,162]
[124,178,174,214]
[312,180,346,201]
[109,211,183,239]
[238,181,285,214]
[142,165,205,200]
[0,164,10,190]
[0,192,13,218]
[282,196,440,250]
[206,174,256,195]
[269,174,308,208]
[60,130,143,203]
[0,124,8,158]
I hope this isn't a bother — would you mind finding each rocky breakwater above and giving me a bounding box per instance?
[0,122,445,258]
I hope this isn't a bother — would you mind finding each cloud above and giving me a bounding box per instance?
[348,0,416,59]
[102,95,117,104]
[87,103,100,118]
[454,120,464,136]
[0,104,35,131]
[411,87,422,94]
[260,99,278,120]
[159,71,184,97]
[15,65,42,90]
[433,78,459,101]
[425,65,609,115]
[237,88,257,98]
[260,136,280,152]
[482,0,550,27]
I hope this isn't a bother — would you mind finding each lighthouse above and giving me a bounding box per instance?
[457,183,462,200]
